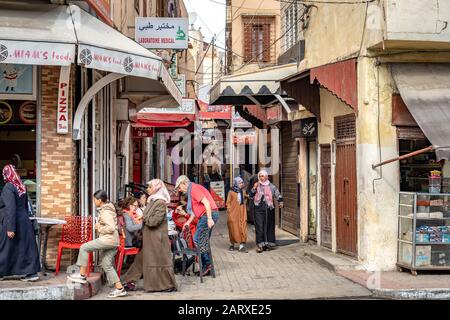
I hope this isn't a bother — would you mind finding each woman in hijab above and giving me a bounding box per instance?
[226,177,248,252]
[0,164,40,281]
[249,170,284,253]
[123,179,177,292]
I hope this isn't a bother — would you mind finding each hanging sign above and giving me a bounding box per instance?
[78,44,161,80]
[135,17,189,49]
[132,127,154,138]
[0,40,75,66]
[292,118,317,138]
[233,130,256,145]
[86,0,113,26]
[210,181,225,208]
[57,66,71,134]
[169,54,178,78]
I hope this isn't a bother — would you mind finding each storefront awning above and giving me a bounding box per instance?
[209,63,297,108]
[0,3,182,107]
[391,63,450,160]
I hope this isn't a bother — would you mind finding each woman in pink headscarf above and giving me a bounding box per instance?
[123,179,177,292]
[249,170,284,253]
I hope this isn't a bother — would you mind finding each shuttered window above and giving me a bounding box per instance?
[243,16,274,63]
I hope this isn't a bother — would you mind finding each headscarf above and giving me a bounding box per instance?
[3,164,26,197]
[232,176,244,205]
[254,169,274,209]
[148,179,171,204]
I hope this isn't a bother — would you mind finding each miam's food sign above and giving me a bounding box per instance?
[135,17,189,49]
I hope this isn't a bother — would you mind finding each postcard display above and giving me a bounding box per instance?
[398,192,450,275]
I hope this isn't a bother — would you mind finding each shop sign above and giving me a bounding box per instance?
[132,127,154,138]
[0,40,75,66]
[266,105,286,124]
[0,101,13,125]
[174,74,186,97]
[233,130,256,145]
[169,54,178,78]
[86,0,113,26]
[78,44,161,80]
[57,66,71,134]
[292,118,317,138]
[135,17,189,49]
[198,100,232,120]
[210,181,225,208]
[0,64,36,100]
[140,98,195,115]
[232,108,252,128]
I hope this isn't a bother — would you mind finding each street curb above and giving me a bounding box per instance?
[372,288,450,300]
[304,250,366,272]
[0,284,74,300]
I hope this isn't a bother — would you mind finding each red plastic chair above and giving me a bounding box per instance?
[55,216,94,276]
[115,236,140,278]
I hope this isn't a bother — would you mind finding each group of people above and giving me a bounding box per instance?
[226,169,284,254]
[0,160,282,298]
[66,176,220,298]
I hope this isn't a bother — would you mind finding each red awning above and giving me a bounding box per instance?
[137,113,196,122]
[310,58,357,111]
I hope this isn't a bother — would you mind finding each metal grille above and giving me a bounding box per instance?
[335,115,356,140]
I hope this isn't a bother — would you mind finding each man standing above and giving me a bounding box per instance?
[175,175,219,276]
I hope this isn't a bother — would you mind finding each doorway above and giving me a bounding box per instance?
[335,114,357,257]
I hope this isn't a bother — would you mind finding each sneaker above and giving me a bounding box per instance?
[256,246,263,253]
[67,273,87,284]
[123,282,137,291]
[108,287,127,298]
[21,274,39,282]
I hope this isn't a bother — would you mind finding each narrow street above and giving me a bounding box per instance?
[92,211,372,300]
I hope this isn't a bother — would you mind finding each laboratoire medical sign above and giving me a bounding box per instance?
[135,17,189,49]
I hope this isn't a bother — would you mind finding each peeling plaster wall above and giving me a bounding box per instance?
[356,58,399,271]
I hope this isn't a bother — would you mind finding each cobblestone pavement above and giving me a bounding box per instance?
[92,211,372,300]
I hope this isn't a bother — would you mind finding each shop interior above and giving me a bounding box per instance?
[0,99,37,206]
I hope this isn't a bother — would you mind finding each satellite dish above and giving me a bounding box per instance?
[189,12,198,25]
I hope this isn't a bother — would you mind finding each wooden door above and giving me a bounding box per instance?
[335,115,358,257]
[281,123,300,236]
[320,144,332,249]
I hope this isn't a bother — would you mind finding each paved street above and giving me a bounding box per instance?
[92,211,372,300]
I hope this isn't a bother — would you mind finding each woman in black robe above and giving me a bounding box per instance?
[0,164,40,281]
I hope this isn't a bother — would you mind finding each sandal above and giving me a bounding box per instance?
[229,245,235,251]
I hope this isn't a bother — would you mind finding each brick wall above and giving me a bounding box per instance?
[40,66,78,269]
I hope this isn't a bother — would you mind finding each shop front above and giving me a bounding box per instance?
[0,3,181,268]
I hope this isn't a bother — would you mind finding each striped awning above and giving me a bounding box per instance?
[210,63,297,106]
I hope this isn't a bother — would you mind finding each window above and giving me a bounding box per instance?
[243,16,273,63]
[284,3,299,51]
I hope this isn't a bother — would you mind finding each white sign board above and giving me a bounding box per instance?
[174,74,186,98]
[140,98,195,114]
[0,40,75,66]
[78,44,161,80]
[135,17,189,49]
[57,66,71,134]
[210,181,225,202]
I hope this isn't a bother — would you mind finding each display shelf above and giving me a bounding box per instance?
[401,164,442,168]
[398,191,450,275]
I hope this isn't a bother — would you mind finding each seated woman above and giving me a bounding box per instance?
[122,197,143,248]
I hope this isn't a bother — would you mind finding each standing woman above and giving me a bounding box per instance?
[249,170,284,253]
[124,179,177,292]
[68,190,127,298]
[0,165,40,281]
[226,177,248,252]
